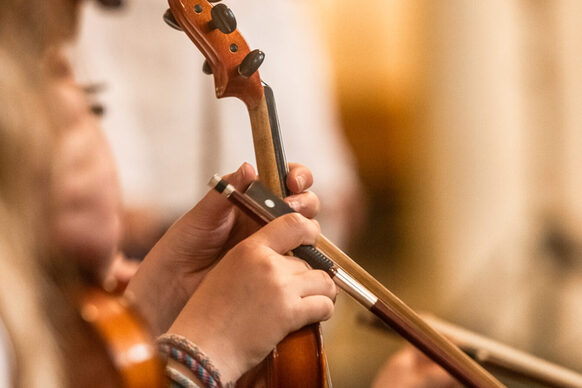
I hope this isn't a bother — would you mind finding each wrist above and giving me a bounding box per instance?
[125,245,207,335]
[158,333,237,387]
[167,317,246,385]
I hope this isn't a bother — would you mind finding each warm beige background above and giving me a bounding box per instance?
[313,0,582,386]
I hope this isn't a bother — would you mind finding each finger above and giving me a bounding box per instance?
[294,270,337,300]
[292,295,335,329]
[277,254,312,272]
[286,163,313,193]
[284,191,320,218]
[250,213,320,254]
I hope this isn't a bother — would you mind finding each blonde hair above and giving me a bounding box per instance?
[0,0,81,386]
[0,48,64,387]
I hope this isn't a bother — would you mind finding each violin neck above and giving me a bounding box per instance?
[247,85,288,197]
[243,84,330,388]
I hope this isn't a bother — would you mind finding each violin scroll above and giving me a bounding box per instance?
[165,0,264,108]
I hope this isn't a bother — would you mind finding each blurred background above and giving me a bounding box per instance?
[72,0,582,386]
[315,0,582,386]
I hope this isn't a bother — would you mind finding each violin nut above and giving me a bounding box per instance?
[238,49,265,78]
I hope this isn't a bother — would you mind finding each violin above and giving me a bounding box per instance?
[164,1,328,387]
[77,286,165,388]
[162,1,504,387]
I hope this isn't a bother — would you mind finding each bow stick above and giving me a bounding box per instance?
[209,175,506,388]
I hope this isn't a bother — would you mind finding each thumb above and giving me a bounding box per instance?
[222,162,258,191]
[186,163,258,224]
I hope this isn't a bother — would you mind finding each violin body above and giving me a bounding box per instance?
[236,325,328,388]
[78,287,165,388]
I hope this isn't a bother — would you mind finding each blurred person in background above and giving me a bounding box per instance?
[70,0,363,260]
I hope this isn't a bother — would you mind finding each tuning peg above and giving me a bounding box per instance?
[238,49,265,77]
[202,60,213,75]
[90,103,106,117]
[163,9,182,30]
[208,4,237,34]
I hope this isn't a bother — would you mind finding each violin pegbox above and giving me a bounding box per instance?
[164,0,265,108]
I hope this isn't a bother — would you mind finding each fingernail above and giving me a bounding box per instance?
[235,163,248,180]
[296,175,305,191]
[287,200,300,211]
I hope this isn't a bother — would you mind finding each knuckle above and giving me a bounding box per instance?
[321,298,335,321]
[256,253,278,276]
[316,270,334,292]
[282,212,306,228]
[305,190,320,206]
[301,191,321,217]
[232,240,266,265]
[280,213,319,237]
[232,240,255,258]
[310,219,321,237]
